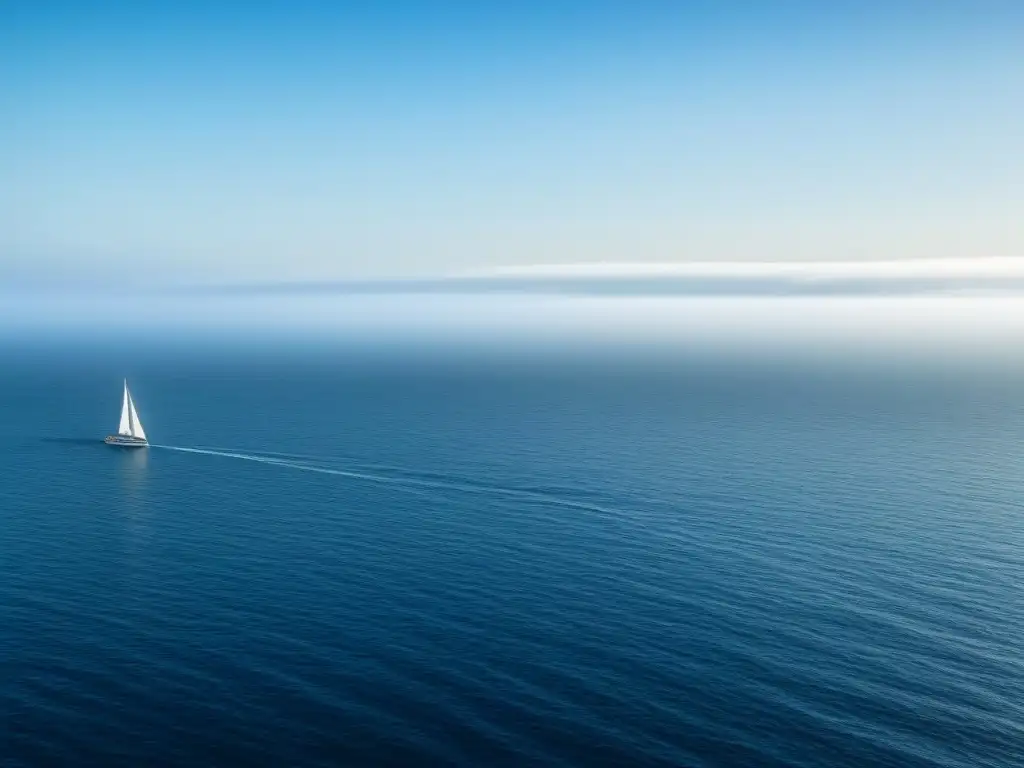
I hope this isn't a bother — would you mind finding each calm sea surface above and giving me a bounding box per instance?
[2,341,1023,766]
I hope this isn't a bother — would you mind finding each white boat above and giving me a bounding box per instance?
[105,380,149,447]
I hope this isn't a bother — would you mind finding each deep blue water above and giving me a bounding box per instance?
[2,342,1023,766]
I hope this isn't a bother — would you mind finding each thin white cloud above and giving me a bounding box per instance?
[469,256,1024,280]
[454,257,1024,295]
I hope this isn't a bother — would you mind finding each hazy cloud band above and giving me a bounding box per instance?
[185,258,1024,297]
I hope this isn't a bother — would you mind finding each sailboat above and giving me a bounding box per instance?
[105,380,149,447]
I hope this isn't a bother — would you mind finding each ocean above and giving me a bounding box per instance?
[2,337,1023,766]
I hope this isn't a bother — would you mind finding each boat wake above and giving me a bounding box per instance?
[153,445,402,484]
[151,445,616,516]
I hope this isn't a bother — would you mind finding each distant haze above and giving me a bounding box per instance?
[2,3,1022,284]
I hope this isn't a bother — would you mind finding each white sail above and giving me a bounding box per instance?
[127,389,147,440]
[118,380,132,435]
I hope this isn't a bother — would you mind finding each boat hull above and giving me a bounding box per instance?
[105,435,149,447]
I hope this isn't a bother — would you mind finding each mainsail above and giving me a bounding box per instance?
[118,380,147,439]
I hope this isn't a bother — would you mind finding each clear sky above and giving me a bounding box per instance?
[2,1,1021,284]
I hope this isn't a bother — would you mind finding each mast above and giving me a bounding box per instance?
[111,378,148,443]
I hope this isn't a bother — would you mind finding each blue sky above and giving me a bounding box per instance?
[2,1,1022,284]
